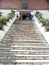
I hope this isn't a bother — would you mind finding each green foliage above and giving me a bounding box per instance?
[0,16,7,25]
[0,17,2,23]
[40,18,46,23]
[0,10,15,29]
[0,17,5,30]
[0,12,3,23]
[35,11,42,19]
[7,12,14,19]
[1,16,7,21]
[0,11,2,17]
[40,18,48,26]
[11,10,15,14]
[46,19,49,26]
[35,11,49,27]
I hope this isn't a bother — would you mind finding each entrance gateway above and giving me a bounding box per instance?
[19,10,32,20]
[18,0,32,20]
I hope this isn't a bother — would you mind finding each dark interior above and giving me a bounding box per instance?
[20,12,32,20]
[22,15,27,20]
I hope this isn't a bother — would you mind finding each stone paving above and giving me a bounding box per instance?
[0,20,49,65]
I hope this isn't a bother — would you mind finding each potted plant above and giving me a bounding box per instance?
[40,18,47,26]
[11,10,15,15]
[45,20,49,31]
[35,11,42,19]
[0,11,2,17]
[6,16,10,21]
[1,16,7,25]
[35,11,42,23]
[0,23,4,30]
[0,18,4,30]
[7,13,13,20]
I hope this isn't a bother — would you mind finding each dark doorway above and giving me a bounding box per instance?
[20,12,32,20]
[22,14,32,20]
[22,15,27,20]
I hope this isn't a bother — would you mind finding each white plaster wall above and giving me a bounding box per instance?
[32,10,49,19]
[0,13,17,42]
[0,10,11,16]
[34,16,49,44]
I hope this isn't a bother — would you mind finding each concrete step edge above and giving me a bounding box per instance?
[0,54,49,57]
[11,46,49,48]
[0,60,49,63]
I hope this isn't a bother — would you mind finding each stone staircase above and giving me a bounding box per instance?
[0,20,49,65]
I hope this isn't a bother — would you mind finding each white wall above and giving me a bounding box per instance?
[0,10,11,16]
[31,10,49,19]
[0,10,19,16]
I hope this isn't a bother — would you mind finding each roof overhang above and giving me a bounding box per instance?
[19,9,32,11]
[18,9,33,13]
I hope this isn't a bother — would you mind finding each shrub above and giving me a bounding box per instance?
[0,17,2,23]
[45,19,49,31]
[0,11,2,17]
[11,10,15,15]
[7,10,15,20]
[7,12,14,19]
[40,18,47,26]
[46,19,49,26]
[40,18,49,26]
[0,17,4,30]
[0,23,4,30]
[1,16,7,25]
[35,11,42,19]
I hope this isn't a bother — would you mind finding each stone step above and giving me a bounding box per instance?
[0,46,49,51]
[0,20,48,64]
[0,63,49,65]
[10,43,46,46]
[4,33,44,36]
[0,43,46,47]
[0,49,49,53]
[3,37,45,40]
[0,56,49,60]
[0,60,49,63]
[6,33,41,36]
[1,41,46,44]
[11,26,35,29]
[0,47,49,52]
[0,55,49,60]
[2,40,47,43]
[0,45,49,48]
[3,39,46,42]
[0,49,49,52]
[0,44,7,46]
[0,51,49,55]
[10,46,49,50]
[10,49,49,52]
[0,54,49,57]
[0,44,46,47]
[13,22,35,25]
[1,42,47,46]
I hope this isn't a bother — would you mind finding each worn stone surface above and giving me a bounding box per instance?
[0,20,49,64]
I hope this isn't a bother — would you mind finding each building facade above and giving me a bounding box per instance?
[0,0,49,9]
[0,0,49,20]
